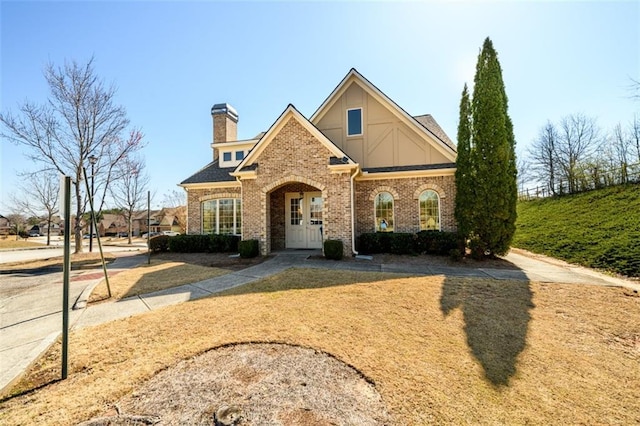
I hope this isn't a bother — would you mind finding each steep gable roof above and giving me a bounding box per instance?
[180,159,237,184]
[413,114,455,151]
[310,68,456,160]
[234,104,356,173]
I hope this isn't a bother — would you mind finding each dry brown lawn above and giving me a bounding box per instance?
[90,253,265,302]
[0,238,44,249]
[0,252,116,271]
[1,268,639,425]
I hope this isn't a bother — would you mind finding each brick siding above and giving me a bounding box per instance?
[354,175,457,236]
[241,117,353,256]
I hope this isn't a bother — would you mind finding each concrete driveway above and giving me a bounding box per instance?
[0,250,147,395]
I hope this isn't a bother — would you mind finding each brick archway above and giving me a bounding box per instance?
[260,176,326,254]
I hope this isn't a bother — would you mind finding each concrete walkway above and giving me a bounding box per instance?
[1,249,638,396]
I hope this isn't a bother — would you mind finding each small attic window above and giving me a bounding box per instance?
[235,150,244,161]
[223,152,232,162]
[347,108,362,136]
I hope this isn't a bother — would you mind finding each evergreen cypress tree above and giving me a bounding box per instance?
[454,83,474,240]
[469,37,517,256]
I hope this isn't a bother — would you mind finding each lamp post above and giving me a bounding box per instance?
[88,154,98,253]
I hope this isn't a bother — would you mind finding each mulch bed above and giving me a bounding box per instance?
[79,343,390,426]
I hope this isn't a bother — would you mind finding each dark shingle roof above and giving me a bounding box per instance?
[362,162,456,174]
[239,163,258,172]
[413,114,456,151]
[329,156,353,165]
[180,160,236,184]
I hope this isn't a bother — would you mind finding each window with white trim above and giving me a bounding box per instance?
[235,150,244,161]
[347,108,362,136]
[419,190,440,231]
[202,198,242,234]
[222,152,232,162]
[374,192,394,232]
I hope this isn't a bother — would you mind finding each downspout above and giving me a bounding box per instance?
[350,166,359,256]
[183,187,189,235]
[236,176,243,237]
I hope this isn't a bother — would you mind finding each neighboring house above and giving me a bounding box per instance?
[98,213,128,236]
[132,207,186,236]
[180,69,457,256]
[39,216,62,236]
[0,214,10,235]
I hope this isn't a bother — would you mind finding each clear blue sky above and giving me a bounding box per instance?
[1,1,638,211]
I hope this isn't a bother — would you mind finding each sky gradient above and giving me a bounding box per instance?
[1,1,638,211]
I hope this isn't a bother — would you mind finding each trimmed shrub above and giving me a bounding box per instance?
[357,232,415,255]
[149,235,170,252]
[449,248,463,262]
[389,233,416,255]
[239,239,259,258]
[168,235,206,253]
[167,234,240,253]
[324,239,343,260]
[415,231,462,256]
[209,234,240,253]
[358,231,462,256]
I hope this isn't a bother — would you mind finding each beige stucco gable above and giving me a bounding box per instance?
[312,70,456,169]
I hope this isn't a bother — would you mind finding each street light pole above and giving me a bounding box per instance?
[88,154,98,253]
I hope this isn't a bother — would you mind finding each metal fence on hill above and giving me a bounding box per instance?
[518,162,640,201]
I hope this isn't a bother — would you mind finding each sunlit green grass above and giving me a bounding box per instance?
[514,183,640,277]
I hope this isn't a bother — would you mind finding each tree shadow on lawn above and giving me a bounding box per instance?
[440,271,534,386]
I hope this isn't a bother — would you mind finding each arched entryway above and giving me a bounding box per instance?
[269,182,324,251]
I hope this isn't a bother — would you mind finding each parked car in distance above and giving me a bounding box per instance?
[162,231,181,237]
[117,232,128,238]
[141,232,162,239]
[28,230,41,237]
[82,233,97,239]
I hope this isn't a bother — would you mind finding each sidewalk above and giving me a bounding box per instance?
[74,249,639,329]
[2,249,638,396]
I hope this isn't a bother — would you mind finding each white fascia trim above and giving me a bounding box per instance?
[211,139,259,150]
[229,170,257,180]
[357,168,456,181]
[328,163,359,174]
[179,181,241,190]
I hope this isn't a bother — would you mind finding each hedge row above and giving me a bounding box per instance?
[150,234,240,253]
[357,231,462,256]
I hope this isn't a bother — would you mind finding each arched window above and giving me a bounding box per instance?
[419,190,440,231]
[202,198,242,234]
[374,192,394,232]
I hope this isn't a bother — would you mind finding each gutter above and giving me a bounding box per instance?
[350,166,359,256]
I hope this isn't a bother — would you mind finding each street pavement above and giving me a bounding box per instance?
[1,247,638,396]
[0,238,146,264]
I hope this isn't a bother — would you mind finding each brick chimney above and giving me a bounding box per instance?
[212,103,238,143]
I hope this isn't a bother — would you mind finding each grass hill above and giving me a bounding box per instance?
[513,183,640,278]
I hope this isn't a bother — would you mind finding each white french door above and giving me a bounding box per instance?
[285,192,323,249]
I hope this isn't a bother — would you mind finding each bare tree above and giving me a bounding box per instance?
[109,156,149,244]
[9,170,60,245]
[630,115,640,164]
[629,77,640,102]
[516,156,531,191]
[607,123,633,183]
[0,57,144,253]
[5,213,27,239]
[528,121,559,195]
[555,113,600,193]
